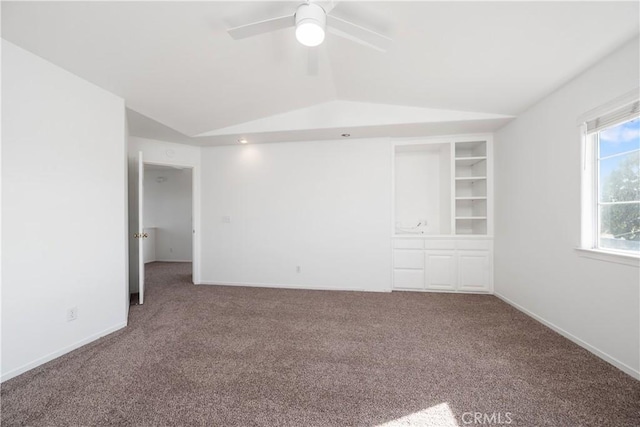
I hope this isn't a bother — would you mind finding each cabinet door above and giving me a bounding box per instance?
[425,250,457,291]
[457,250,490,291]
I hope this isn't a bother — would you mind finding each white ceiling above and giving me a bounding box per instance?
[2,1,639,146]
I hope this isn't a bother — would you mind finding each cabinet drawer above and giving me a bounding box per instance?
[394,250,424,269]
[424,239,456,250]
[456,239,491,250]
[393,269,424,289]
[394,239,424,249]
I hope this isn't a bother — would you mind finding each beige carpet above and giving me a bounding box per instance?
[1,262,639,426]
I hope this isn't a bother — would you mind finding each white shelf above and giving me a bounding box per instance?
[455,156,487,167]
[456,216,487,220]
[455,176,487,181]
[455,196,487,200]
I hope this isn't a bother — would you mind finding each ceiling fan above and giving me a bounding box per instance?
[227,1,392,53]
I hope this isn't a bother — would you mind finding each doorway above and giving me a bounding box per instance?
[143,164,193,264]
[129,157,196,305]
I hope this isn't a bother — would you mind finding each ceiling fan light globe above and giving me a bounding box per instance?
[296,21,325,47]
[295,3,326,47]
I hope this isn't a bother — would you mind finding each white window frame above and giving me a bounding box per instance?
[578,90,640,267]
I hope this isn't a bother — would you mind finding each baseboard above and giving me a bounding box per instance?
[1,321,128,383]
[198,280,389,293]
[494,292,640,380]
[154,259,191,263]
[392,288,492,295]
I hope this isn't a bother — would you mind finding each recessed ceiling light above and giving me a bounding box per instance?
[238,138,248,144]
[341,133,351,137]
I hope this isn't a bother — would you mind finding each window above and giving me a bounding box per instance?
[582,99,640,257]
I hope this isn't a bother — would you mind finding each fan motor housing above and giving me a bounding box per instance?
[295,3,326,29]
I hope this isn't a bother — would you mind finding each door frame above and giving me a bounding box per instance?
[142,159,201,285]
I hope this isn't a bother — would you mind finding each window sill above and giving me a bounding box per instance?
[575,248,640,267]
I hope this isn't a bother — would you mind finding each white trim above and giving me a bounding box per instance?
[575,248,639,267]
[580,126,596,249]
[138,152,145,304]
[153,259,192,263]
[389,138,395,291]
[391,133,495,147]
[1,322,128,383]
[392,235,495,240]
[392,288,491,295]
[486,136,494,237]
[198,280,389,293]
[494,293,640,380]
[124,117,131,318]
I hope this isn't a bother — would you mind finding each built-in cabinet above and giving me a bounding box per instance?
[393,238,492,293]
[392,135,493,293]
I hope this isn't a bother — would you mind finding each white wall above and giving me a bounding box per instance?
[144,168,192,262]
[494,38,640,378]
[1,40,128,381]
[200,139,392,291]
[128,136,201,289]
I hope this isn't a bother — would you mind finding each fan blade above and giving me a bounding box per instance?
[307,48,319,76]
[326,15,391,52]
[228,15,295,40]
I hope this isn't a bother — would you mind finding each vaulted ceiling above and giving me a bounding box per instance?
[2,1,639,145]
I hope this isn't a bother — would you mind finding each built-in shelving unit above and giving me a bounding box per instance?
[454,141,488,235]
[391,135,493,293]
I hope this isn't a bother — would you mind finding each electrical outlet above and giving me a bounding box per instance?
[169,247,173,253]
[296,265,301,273]
[222,216,231,223]
[67,307,78,322]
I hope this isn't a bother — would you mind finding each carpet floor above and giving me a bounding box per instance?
[1,262,639,426]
